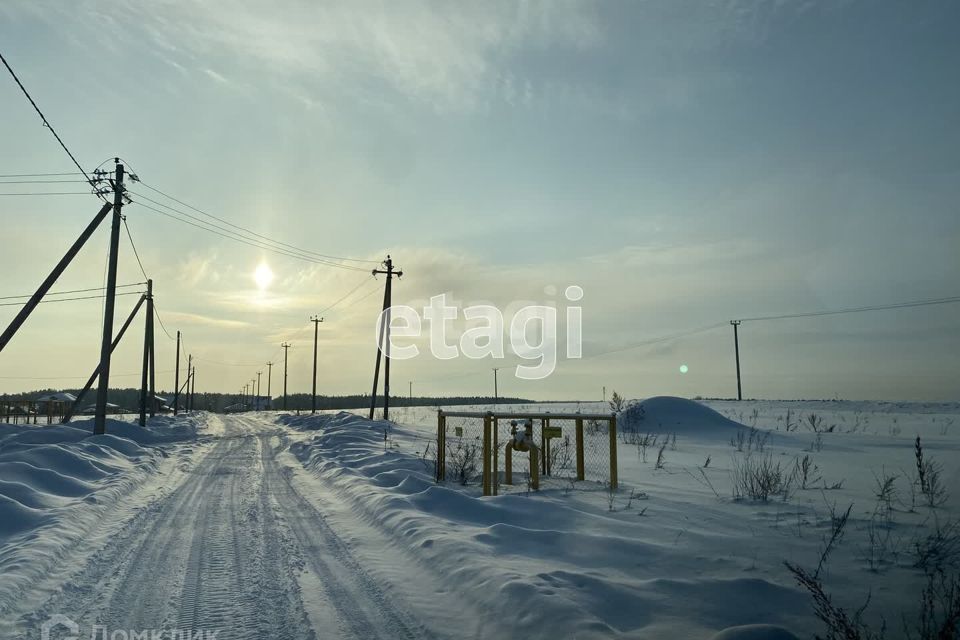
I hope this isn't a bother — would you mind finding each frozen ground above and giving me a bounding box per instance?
[0,398,957,639]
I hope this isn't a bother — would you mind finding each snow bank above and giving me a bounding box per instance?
[619,396,746,439]
[280,411,809,639]
[0,414,204,618]
[710,625,799,640]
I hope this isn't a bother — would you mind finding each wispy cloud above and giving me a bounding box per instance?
[162,311,251,330]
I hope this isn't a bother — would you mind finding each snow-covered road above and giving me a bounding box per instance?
[11,415,437,639]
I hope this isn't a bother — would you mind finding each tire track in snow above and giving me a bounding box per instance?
[258,432,431,640]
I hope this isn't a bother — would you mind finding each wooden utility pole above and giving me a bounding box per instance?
[186,354,192,411]
[369,256,402,421]
[94,161,125,435]
[266,361,273,409]
[190,368,196,410]
[139,279,154,427]
[148,291,155,417]
[256,371,262,410]
[173,331,181,415]
[0,202,112,354]
[61,294,146,423]
[311,315,324,414]
[282,342,291,410]
[408,381,412,405]
[731,320,743,401]
[492,367,500,405]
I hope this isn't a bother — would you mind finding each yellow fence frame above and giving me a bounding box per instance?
[437,410,618,496]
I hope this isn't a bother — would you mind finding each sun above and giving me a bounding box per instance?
[253,262,274,290]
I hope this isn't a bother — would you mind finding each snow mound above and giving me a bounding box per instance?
[710,624,800,640]
[620,396,747,439]
[0,415,199,547]
[0,494,48,537]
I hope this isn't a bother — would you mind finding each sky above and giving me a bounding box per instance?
[0,0,958,403]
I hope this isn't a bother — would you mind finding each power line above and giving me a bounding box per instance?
[0,51,103,200]
[129,198,370,272]
[0,191,93,196]
[153,306,176,341]
[736,295,960,323]
[317,275,377,316]
[0,179,89,184]
[0,370,175,381]
[0,172,84,178]
[192,356,263,367]
[343,282,384,309]
[585,322,729,359]
[0,283,144,300]
[0,291,142,307]
[136,180,380,265]
[122,216,150,280]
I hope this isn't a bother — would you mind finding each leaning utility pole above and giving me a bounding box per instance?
[61,293,146,423]
[94,161,126,435]
[492,367,500,405]
[310,315,324,414]
[0,201,112,354]
[173,330,181,416]
[369,256,402,421]
[139,279,154,427]
[730,320,743,401]
[282,342,291,410]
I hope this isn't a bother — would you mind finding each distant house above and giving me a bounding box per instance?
[80,402,123,415]
[34,391,77,406]
[152,394,172,413]
[33,392,76,417]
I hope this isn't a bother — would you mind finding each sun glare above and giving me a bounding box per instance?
[253,262,274,290]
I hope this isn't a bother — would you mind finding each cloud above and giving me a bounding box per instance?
[161,311,251,330]
[16,0,603,113]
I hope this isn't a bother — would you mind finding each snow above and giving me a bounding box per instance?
[283,398,960,638]
[0,400,957,638]
[0,413,217,634]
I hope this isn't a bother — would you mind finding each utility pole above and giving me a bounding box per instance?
[603,386,606,404]
[94,160,125,435]
[61,293,147,423]
[242,384,247,410]
[369,255,402,421]
[731,320,743,401]
[266,361,273,409]
[186,354,192,411]
[311,315,324,414]
[147,281,155,418]
[173,331,181,416]
[408,381,412,405]
[492,367,500,405]
[139,279,153,427]
[251,379,256,409]
[256,371,262,410]
[191,368,196,411]
[282,342,291,410]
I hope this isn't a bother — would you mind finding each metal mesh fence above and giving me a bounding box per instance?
[436,411,617,495]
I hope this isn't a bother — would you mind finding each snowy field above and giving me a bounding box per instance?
[0,398,958,639]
